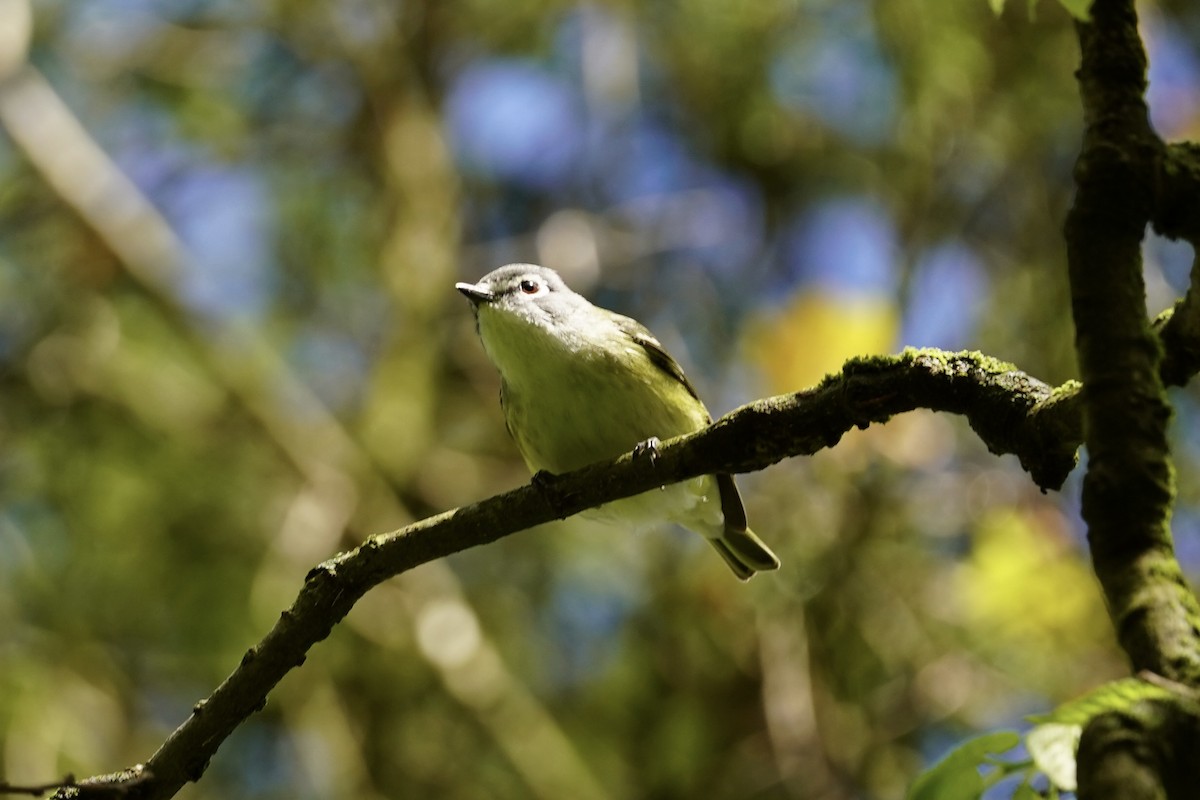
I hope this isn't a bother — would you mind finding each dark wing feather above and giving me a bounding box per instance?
[715,473,748,531]
[610,313,706,411]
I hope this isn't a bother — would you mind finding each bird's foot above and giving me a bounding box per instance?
[531,470,569,518]
[632,436,662,465]
[531,469,559,490]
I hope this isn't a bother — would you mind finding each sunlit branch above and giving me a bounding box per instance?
[53,346,1091,799]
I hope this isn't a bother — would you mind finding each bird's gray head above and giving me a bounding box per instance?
[455,264,588,332]
[455,263,606,372]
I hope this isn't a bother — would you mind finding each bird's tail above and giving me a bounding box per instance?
[711,474,781,581]
[709,527,781,581]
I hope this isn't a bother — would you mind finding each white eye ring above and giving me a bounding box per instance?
[518,278,546,296]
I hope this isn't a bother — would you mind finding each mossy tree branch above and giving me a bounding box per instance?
[1066,0,1200,796]
[1066,0,1200,685]
[1076,699,1200,800]
[48,347,1090,799]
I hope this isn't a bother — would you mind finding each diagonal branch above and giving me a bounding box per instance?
[53,347,1084,800]
[46,325,1200,799]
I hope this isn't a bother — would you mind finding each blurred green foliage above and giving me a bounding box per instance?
[0,0,1197,798]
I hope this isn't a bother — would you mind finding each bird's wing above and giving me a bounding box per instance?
[611,313,706,410]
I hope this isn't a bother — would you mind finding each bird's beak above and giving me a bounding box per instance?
[455,282,495,305]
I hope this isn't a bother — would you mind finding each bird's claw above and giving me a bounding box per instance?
[531,470,568,518]
[632,436,662,464]
[531,469,558,490]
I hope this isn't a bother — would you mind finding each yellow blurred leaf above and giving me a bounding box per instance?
[745,289,898,393]
[957,508,1108,654]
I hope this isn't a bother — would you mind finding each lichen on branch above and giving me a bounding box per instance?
[52,344,1096,800]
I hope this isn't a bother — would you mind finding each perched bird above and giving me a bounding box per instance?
[455,263,779,580]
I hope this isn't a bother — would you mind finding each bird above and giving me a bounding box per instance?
[455,263,780,580]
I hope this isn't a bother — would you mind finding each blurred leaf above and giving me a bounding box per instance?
[956,508,1112,685]
[746,290,898,393]
[1026,722,1080,791]
[905,731,1021,800]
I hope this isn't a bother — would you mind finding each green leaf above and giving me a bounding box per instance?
[988,0,1007,16]
[1026,722,1082,791]
[906,731,1021,800]
[1027,676,1178,726]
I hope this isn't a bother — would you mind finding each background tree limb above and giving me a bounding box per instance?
[1067,0,1200,796]
[1066,0,1200,687]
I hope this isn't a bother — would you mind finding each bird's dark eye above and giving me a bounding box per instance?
[519,279,541,294]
